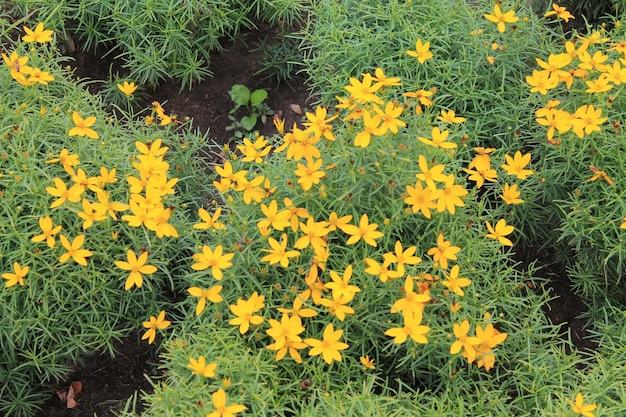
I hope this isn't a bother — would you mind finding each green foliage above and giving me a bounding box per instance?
[226,84,274,140]
[525,16,626,303]
[4,0,626,416]
[0,26,211,417]
[252,29,305,87]
[7,0,310,89]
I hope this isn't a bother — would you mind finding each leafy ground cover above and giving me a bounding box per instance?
[2,0,626,416]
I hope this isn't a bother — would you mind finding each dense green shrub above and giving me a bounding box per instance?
[6,0,309,89]
[0,25,211,416]
[4,1,626,416]
[525,17,626,303]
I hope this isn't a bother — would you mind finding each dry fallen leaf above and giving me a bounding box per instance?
[289,104,302,115]
[56,381,82,408]
[67,381,82,408]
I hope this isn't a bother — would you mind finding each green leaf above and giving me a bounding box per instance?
[229,84,251,106]
[250,89,268,106]
[241,115,258,131]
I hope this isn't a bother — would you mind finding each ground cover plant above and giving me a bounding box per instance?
[0,20,213,416]
[2,0,626,416]
[7,0,308,89]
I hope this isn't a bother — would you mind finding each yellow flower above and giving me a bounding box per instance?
[207,388,247,417]
[2,50,33,84]
[342,213,384,247]
[578,50,608,72]
[77,198,107,229]
[277,294,318,319]
[31,216,62,248]
[2,262,29,287]
[187,356,217,378]
[535,108,572,141]
[620,217,626,229]
[141,310,171,345]
[188,285,223,316]
[544,3,575,22]
[324,264,360,301]
[191,244,234,280]
[390,276,430,319]
[406,39,433,64]
[383,241,422,276]
[500,183,524,205]
[501,151,533,180]
[194,207,227,230]
[22,23,54,43]
[261,233,300,267]
[426,232,460,270]
[526,69,559,95]
[304,323,349,364]
[384,311,430,344]
[416,155,448,190]
[237,174,266,204]
[344,73,383,104]
[484,4,519,33]
[437,109,466,124]
[273,116,285,134]
[485,219,515,246]
[571,105,607,138]
[228,296,264,334]
[473,323,507,371]
[364,257,402,283]
[320,292,355,321]
[441,264,472,296]
[450,319,480,360]
[535,53,572,80]
[45,177,83,208]
[327,211,353,233]
[236,135,272,163]
[354,109,385,148]
[45,148,80,173]
[117,81,138,97]
[294,158,325,191]
[152,101,173,126]
[266,314,306,362]
[115,249,158,290]
[463,156,497,189]
[372,67,402,88]
[303,106,337,141]
[94,190,129,221]
[26,68,55,85]
[418,126,456,149]
[373,101,406,135]
[603,61,626,85]
[431,175,468,215]
[294,218,329,252]
[585,75,612,93]
[566,393,597,417]
[360,355,376,370]
[68,111,99,139]
[587,165,614,185]
[136,138,169,157]
[59,234,93,266]
[403,89,434,108]
[404,181,437,218]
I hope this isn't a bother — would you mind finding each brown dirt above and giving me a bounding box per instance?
[68,28,314,147]
[37,335,157,417]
